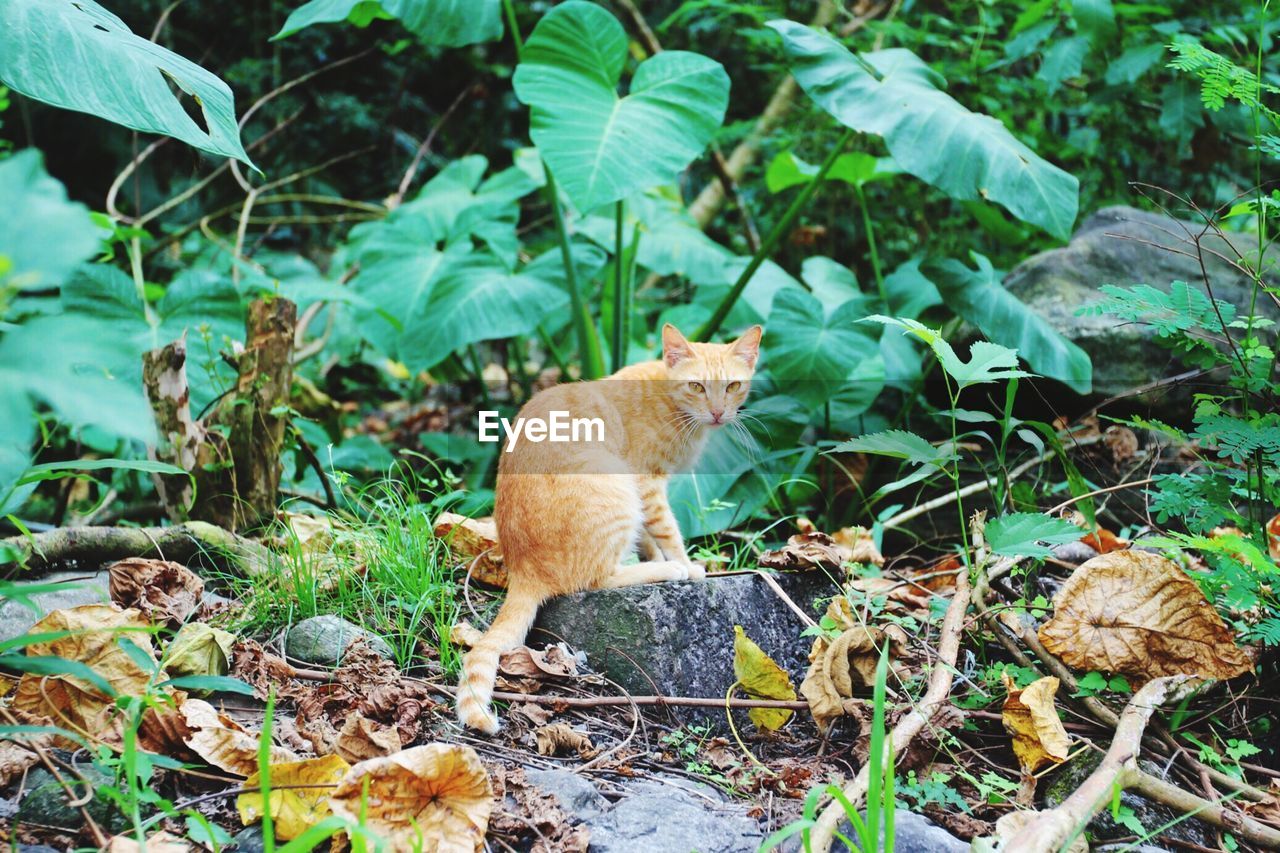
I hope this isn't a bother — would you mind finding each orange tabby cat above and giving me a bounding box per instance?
[456,323,763,733]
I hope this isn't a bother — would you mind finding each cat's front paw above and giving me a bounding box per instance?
[685,560,707,580]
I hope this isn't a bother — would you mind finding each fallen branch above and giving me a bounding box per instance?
[806,521,973,852]
[1001,676,1280,851]
[1,522,271,577]
[422,681,810,711]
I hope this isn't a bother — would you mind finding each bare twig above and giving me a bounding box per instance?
[806,519,973,852]
[390,85,473,208]
[420,681,810,711]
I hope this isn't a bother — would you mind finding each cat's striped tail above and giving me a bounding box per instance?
[455,589,541,734]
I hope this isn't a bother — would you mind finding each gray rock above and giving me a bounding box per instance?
[0,570,112,645]
[1045,751,1209,847]
[1004,205,1279,409]
[534,572,836,725]
[588,778,762,853]
[16,766,126,833]
[1051,540,1099,565]
[525,767,609,821]
[229,825,267,853]
[284,614,394,665]
[835,810,969,852]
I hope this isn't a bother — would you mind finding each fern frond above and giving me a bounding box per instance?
[1079,281,1236,336]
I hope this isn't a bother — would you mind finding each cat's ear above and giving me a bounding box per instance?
[662,323,694,368]
[730,325,762,369]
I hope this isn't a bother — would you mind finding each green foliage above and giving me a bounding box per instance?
[984,512,1082,558]
[1167,36,1280,122]
[275,0,503,47]
[0,150,103,293]
[0,0,252,164]
[513,1,730,213]
[770,20,1080,239]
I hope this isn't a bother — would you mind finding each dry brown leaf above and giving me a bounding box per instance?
[759,531,851,571]
[499,644,579,680]
[1038,550,1253,681]
[237,753,350,840]
[832,526,885,566]
[0,734,51,786]
[11,604,156,745]
[1001,674,1071,774]
[799,597,908,732]
[104,831,193,852]
[107,558,204,627]
[491,766,590,853]
[435,512,506,588]
[329,743,494,852]
[1102,425,1139,464]
[845,576,933,620]
[181,698,297,776]
[336,713,401,763]
[533,723,596,758]
[1243,780,1280,825]
[230,638,299,698]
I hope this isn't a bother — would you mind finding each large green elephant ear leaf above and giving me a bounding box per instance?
[0,0,252,165]
[925,253,1093,394]
[274,0,502,47]
[763,288,881,408]
[769,21,1078,240]
[513,0,730,213]
[0,150,104,291]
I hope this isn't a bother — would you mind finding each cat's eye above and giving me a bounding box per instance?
[727,381,741,392]
[688,381,705,393]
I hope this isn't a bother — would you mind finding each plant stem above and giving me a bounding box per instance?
[502,0,523,55]
[611,199,627,371]
[696,127,855,341]
[854,184,885,301]
[546,168,606,379]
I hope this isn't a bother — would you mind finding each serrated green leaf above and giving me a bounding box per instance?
[985,512,1082,558]
[833,430,952,467]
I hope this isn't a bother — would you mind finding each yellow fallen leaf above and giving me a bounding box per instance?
[329,743,493,852]
[237,753,350,841]
[832,526,885,566]
[166,622,235,679]
[732,625,796,731]
[1001,674,1071,774]
[11,604,156,745]
[181,698,297,777]
[1038,551,1253,681]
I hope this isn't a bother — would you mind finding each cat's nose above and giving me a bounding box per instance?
[711,409,724,423]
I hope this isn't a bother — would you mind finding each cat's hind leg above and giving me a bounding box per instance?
[601,560,692,588]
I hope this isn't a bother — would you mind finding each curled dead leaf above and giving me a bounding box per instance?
[107,558,204,627]
[166,622,235,680]
[499,644,580,680]
[0,733,51,786]
[732,625,796,731]
[533,723,596,758]
[1038,550,1253,681]
[1001,674,1071,774]
[11,604,156,745]
[832,526,885,566]
[237,753,350,840]
[181,698,297,776]
[329,743,494,852]
[1102,425,1139,465]
[759,531,851,572]
[991,811,1087,853]
[435,512,506,588]
[336,713,401,763]
[1267,512,1280,563]
[800,597,907,733]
